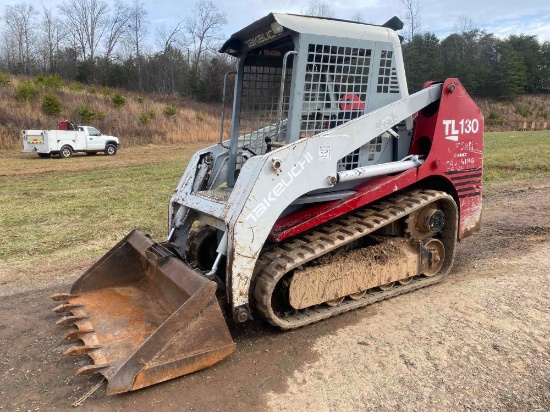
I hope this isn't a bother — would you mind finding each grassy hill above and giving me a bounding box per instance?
[0,74,225,150]
[0,73,549,150]
[477,94,550,132]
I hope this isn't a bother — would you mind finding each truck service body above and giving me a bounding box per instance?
[22,124,120,158]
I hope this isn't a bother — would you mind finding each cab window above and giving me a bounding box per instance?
[88,127,101,136]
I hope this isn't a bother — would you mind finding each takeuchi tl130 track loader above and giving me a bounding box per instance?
[51,14,483,394]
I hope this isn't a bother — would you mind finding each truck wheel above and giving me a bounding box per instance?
[86,151,97,156]
[105,144,117,156]
[59,146,73,159]
[38,153,51,158]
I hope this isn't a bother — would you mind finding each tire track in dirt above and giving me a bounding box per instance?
[0,181,548,411]
[265,244,550,411]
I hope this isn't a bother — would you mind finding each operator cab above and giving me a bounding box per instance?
[220,13,409,186]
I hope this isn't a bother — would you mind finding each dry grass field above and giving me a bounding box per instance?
[0,130,548,296]
[0,143,205,294]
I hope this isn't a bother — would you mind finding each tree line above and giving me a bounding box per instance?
[403,31,550,99]
[0,0,233,102]
[398,0,550,99]
[1,0,549,102]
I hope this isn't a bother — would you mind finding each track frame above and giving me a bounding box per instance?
[253,189,458,329]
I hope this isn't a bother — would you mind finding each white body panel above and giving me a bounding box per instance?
[46,130,87,151]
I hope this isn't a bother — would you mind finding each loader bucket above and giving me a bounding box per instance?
[51,229,236,395]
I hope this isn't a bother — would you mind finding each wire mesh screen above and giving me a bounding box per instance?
[367,135,385,161]
[300,45,372,139]
[237,57,292,168]
[337,148,361,171]
[377,50,399,94]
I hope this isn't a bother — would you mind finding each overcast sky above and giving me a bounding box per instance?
[4,0,550,44]
[148,0,550,41]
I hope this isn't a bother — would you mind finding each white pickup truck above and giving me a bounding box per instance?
[22,125,120,159]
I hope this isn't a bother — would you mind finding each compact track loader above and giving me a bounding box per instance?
[51,13,483,394]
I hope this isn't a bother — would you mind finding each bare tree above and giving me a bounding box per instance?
[399,0,422,41]
[2,3,39,74]
[40,6,55,72]
[59,0,109,60]
[126,0,148,90]
[0,30,18,71]
[186,0,227,71]
[104,0,131,60]
[155,21,186,93]
[454,15,476,34]
[302,0,335,18]
[156,21,185,54]
[350,12,364,23]
[40,6,67,73]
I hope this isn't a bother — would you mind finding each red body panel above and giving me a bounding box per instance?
[269,79,484,242]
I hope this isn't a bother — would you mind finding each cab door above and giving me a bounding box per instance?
[85,127,106,150]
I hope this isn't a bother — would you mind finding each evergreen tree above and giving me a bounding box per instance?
[496,42,528,99]
[540,41,550,91]
[506,34,543,92]
[403,32,442,93]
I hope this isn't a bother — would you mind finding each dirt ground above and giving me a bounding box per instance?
[0,180,548,411]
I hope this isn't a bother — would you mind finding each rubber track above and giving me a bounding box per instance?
[253,189,457,330]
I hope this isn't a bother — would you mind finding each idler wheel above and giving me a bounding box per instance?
[422,238,445,276]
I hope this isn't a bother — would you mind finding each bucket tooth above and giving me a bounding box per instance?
[76,364,110,376]
[51,293,80,301]
[63,345,101,356]
[64,329,95,341]
[56,315,87,326]
[52,303,83,313]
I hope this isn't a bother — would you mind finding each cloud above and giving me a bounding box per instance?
[411,0,550,40]
[484,16,550,41]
